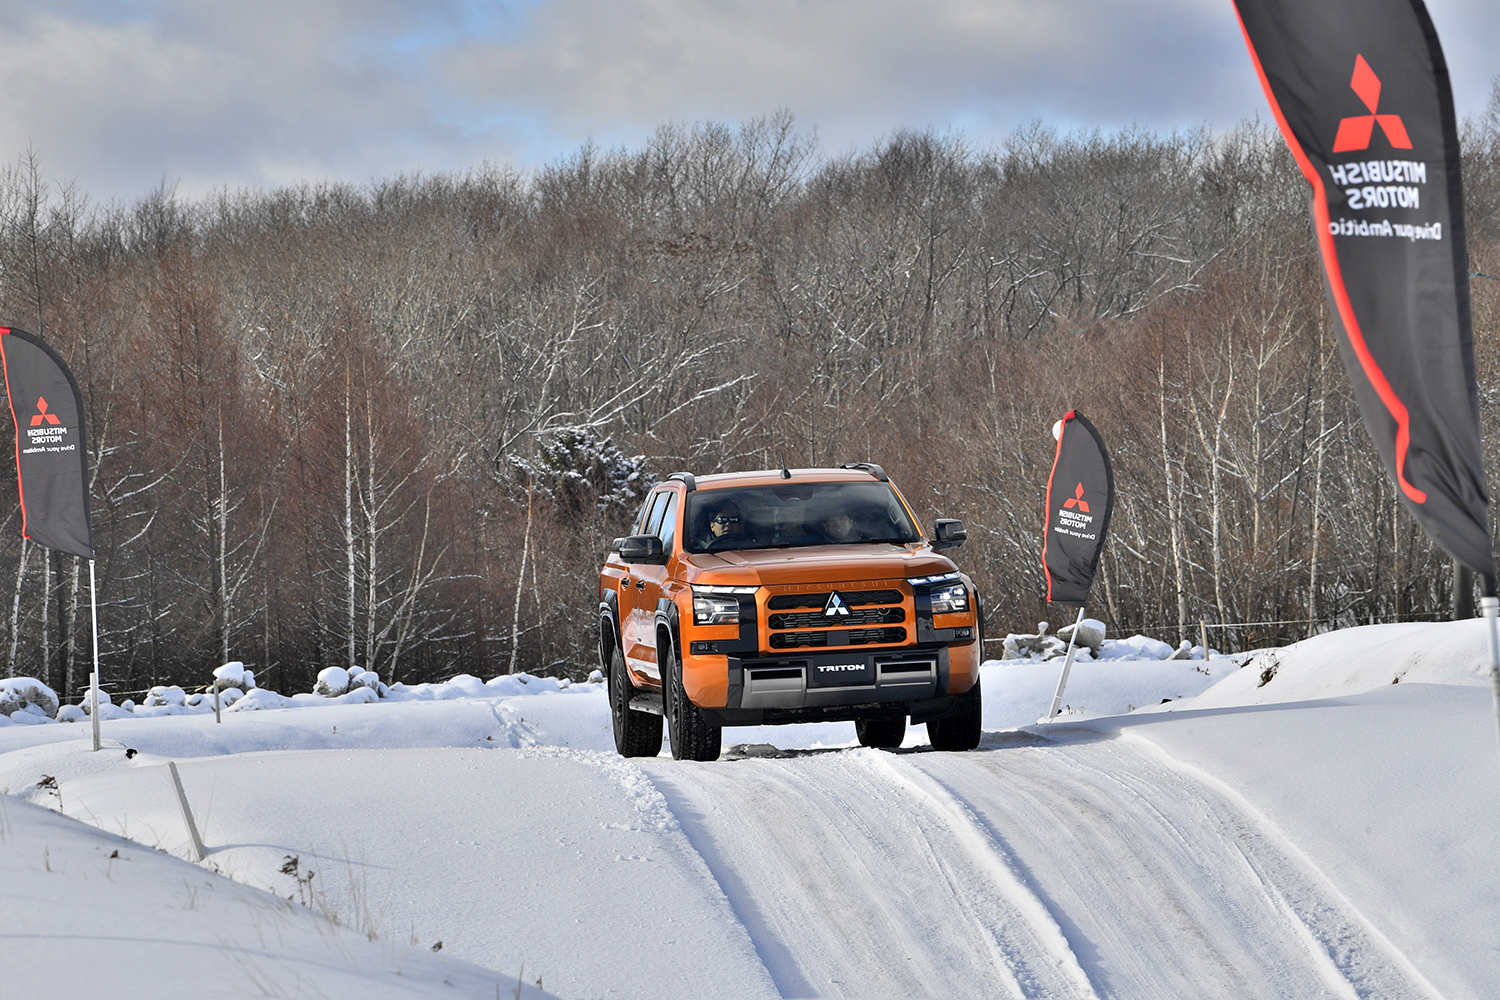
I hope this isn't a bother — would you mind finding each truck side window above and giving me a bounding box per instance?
[643,491,670,537]
[630,494,655,534]
[657,493,679,550]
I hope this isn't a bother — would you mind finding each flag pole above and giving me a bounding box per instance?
[1482,588,1500,771]
[1047,606,1087,719]
[89,559,100,752]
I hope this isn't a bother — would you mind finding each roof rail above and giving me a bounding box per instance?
[841,462,888,482]
[667,472,696,492]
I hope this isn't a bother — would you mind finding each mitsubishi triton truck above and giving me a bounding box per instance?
[597,464,984,761]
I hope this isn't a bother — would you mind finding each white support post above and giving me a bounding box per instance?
[1483,596,1500,771]
[1046,607,1087,720]
[166,761,206,862]
[89,560,100,752]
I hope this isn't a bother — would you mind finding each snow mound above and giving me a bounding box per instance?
[1002,621,1214,663]
[0,677,59,719]
[1189,619,1495,708]
[212,660,255,690]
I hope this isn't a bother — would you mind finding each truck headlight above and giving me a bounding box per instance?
[930,583,968,614]
[693,595,740,626]
[691,585,757,626]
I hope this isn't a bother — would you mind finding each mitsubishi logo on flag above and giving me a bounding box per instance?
[823,591,850,617]
[0,328,95,561]
[1043,411,1114,607]
[30,397,60,427]
[1063,482,1090,513]
[1333,54,1412,152]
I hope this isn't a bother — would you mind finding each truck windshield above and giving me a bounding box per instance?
[684,482,921,553]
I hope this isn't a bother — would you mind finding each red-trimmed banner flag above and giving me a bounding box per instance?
[1233,0,1495,586]
[1043,411,1114,606]
[0,328,94,559]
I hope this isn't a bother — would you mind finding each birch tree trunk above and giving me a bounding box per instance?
[218,413,230,665]
[1307,389,1327,636]
[345,367,357,672]
[41,552,50,692]
[9,539,31,674]
[65,556,79,698]
[508,480,534,674]
[1159,359,1187,644]
[365,398,378,672]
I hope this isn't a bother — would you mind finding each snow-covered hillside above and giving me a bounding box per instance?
[3,620,1498,999]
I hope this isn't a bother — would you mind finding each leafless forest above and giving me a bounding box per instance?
[4,104,1500,700]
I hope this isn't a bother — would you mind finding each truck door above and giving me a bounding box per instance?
[622,489,677,680]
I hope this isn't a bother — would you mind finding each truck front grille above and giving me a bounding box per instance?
[767,589,902,610]
[769,627,907,649]
[765,587,910,650]
[768,607,904,630]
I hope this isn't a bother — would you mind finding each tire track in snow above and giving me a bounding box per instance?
[908,733,1443,1000]
[640,750,1099,1000]
[519,747,783,1000]
[1120,733,1446,1000]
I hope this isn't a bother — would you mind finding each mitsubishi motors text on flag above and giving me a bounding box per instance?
[1232,0,1495,585]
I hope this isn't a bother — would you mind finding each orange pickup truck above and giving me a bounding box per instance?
[597,464,984,760]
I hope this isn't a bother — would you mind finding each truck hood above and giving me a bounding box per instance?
[681,543,956,587]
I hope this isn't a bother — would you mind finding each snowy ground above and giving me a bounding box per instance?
[3,622,1498,999]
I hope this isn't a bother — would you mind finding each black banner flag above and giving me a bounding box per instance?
[1233,0,1495,585]
[1043,411,1114,606]
[0,327,94,559]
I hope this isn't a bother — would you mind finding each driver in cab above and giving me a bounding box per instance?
[705,501,744,552]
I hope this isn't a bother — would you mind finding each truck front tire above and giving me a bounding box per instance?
[663,638,722,761]
[927,674,982,751]
[610,644,663,758]
[855,717,906,749]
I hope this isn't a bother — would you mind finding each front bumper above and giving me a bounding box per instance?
[699,644,960,726]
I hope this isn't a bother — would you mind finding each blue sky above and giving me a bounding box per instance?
[0,0,1495,202]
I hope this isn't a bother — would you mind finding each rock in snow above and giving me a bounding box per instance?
[0,677,60,719]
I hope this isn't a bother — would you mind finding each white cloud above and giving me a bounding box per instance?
[0,0,1494,201]
[0,2,462,199]
[440,0,1258,152]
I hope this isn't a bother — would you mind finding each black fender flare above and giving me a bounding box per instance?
[599,591,621,671]
[654,597,682,667]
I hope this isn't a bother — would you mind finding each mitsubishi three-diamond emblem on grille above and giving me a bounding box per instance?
[823,591,850,617]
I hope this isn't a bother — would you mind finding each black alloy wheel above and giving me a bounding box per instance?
[610,643,663,758]
[663,637,722,761]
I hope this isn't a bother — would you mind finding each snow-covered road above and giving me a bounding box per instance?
[643,747,1096,1000]
[40,725,1459,1000]
[641,732,1440,1000]
[6,621,1500,999]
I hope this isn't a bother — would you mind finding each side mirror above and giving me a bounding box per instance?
[932,519,967,550]
[618,534,668,564]
[608,537,625,554]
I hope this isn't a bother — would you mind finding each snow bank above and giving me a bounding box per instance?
[0,792,560,1000]
[44,661,599,725]
[1186,618,1495,708]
